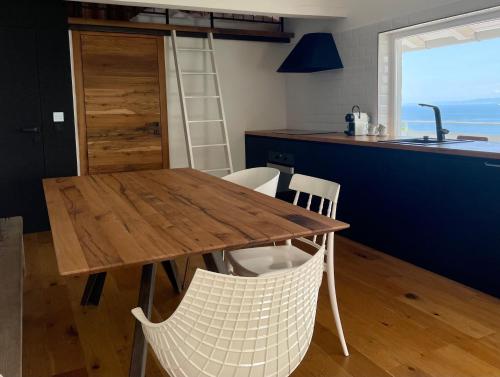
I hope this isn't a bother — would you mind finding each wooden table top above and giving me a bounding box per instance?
[43,168,349,276]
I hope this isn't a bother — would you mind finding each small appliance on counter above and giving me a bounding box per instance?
[344,105,370,136]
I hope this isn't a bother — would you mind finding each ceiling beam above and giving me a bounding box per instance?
[449,26,475,41]
[69,0,347,19]
[402,36,426,50]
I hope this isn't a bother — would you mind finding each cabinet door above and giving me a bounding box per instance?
[0,28,47,232]
[245,135,500,296]
[72,31,169,174]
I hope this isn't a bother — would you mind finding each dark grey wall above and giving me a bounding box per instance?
[0,1,77,232]
[1,0,77,178]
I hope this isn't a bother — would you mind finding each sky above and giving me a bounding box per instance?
[402,37,500,104]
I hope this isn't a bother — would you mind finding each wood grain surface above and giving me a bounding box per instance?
[72,31,169,175]
[246,130,500,160]
[22,232,500,377]
[0,217,23,377]
[43,168,349,276]
[68,17,295,40]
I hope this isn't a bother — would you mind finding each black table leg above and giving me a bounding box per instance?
[80,272,107,306]
[161,260,182,293]
[203,251,228,274]
[129,263,157,377]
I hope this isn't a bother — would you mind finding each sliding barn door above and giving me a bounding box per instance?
[72,31,169,174]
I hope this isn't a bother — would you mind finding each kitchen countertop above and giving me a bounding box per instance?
[245,130,500,160]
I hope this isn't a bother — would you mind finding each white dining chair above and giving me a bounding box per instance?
[180,167,281,290]
[132,245,326,377]
[225,173,349,356]
[223,167,280,197]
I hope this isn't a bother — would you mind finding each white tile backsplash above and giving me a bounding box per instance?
[286,0,500,131]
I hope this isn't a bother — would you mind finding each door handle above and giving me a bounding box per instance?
[146,122,160,136]
[484,161,500,168]
[19,127,40,133]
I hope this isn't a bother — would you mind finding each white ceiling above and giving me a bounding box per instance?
[72,0,347,18]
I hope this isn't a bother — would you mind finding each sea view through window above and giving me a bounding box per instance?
[401,26,500,141]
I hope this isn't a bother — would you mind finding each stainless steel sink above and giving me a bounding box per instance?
[379,138,473,145]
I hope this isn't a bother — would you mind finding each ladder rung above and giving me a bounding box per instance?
[177,48,214,52]
[185,95,220,99]
[172,30,233,174]
[188,119,223,123]
[192,143,227,148]
[181,72,216,75]
[202,168,231,173]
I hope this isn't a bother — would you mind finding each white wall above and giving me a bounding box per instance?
[166,37,288,171]
[285,0,500,131]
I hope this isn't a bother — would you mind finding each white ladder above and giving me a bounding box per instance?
[171,30,234,175]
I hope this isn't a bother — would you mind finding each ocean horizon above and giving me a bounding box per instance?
[401,101,500,137]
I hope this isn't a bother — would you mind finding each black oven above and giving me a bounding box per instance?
[267,151,295,200]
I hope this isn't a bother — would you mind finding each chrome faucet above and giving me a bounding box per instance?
[418,103,449,141]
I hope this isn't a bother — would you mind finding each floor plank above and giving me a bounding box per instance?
[23,233,500,377]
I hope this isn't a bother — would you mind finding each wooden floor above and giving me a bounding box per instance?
[23,232,500,377]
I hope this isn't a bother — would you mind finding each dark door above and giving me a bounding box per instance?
[0,28,48,232]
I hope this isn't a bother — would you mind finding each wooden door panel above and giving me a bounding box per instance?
[84,87,160,115]
[88,135,163,173]
[73,31,168,175]
[81,35,159,75]
[86,114,161,134]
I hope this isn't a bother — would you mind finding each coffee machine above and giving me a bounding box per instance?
[345,105,369,136]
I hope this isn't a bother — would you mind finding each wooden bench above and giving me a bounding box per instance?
[0,217,23,377]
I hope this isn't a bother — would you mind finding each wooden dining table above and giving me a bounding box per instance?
[43,168,349,377]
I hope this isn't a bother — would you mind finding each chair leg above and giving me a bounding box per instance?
[224,251,234,274]
[326,232,349,356]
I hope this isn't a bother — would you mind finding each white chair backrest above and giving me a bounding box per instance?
[223,167,280,197]
[289,173,341,247]
[132,246,325,377]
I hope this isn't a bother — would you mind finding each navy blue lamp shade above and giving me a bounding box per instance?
[277,32,343,73]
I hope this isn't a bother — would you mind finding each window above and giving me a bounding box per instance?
[379,8,500,141]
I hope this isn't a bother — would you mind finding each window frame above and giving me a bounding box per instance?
[378,6,500,136]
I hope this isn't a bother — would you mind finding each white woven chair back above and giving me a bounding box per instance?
[132,246,325,377]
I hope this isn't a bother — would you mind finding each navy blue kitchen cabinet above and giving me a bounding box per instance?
[246,134,500,297]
